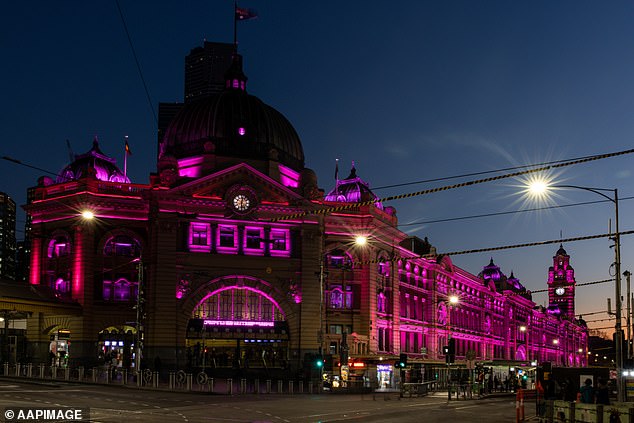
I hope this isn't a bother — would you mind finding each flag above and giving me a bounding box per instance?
[125,137,132,155]
[335,159,339,180]
[236,6,257,21]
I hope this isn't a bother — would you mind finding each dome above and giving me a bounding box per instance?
[324,164,383,208]
[556,244,568,256]
[56,138,130,184]
[159,55,304,172]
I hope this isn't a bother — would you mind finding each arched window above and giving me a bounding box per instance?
[326,250,352,269]
[104,235,141,257]
[103,278,137,302]
[48,235,71,258]
[102,233,142,302]
[193,287,285,322]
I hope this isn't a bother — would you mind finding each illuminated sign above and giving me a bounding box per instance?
[203,319,275,328]
[377,364,392,371]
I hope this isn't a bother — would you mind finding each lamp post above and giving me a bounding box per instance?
[520,325,528,362]
[529,183,624,401]
[446,294,459,402]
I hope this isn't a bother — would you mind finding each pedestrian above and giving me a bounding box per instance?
[579,378,594,403]
[595,378,610,405]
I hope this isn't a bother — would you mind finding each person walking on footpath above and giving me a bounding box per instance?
[595,378,610,405]
[579,378,594,403]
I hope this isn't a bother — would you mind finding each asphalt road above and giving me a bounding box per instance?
[0,380,521,422]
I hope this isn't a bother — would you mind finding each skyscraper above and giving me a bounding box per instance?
[0,192,17,280]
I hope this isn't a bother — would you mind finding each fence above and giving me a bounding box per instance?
[1,362,325,395]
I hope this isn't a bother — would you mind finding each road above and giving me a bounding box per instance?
[0,380,522,422]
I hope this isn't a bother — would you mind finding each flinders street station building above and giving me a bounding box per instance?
[15,41,587,386]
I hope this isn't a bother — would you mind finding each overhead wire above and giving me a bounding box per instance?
[114,0,158,125]
[372,150,634,191]
[272,147,634,222]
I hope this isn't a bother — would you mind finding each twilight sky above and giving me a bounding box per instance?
[3,1,634,335]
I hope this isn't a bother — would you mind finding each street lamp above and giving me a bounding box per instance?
[529,182,624,401]
[553,339,559,366]
[445,294,459,401]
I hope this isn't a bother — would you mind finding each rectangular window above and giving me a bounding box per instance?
[217,225,237,251]
[189,223,211,252]
[270,229,291,257]
[244,227,264,254]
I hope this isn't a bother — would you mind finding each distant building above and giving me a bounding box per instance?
[0,192,16,280]
[157,41,235,162]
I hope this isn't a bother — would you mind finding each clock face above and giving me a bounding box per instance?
[232,194,250,212]
[555,287,566,296]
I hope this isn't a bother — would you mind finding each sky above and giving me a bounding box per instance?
[2,1,634,335]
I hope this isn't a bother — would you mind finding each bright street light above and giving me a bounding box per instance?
[354,236,367,246]
[81,210,95,220]
[527,179,624,401]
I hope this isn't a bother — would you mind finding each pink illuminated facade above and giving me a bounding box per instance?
[20,43,586,379]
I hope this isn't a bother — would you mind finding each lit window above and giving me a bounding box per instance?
[218,225,237,249]
[245,228,263,250]
[189,223,210,251]
[329,285,353,309]
[270,229,291,257]
[48,236,70,258]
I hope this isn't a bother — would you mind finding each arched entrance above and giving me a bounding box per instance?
[45,326,71,367]
[186,282,290,371]
[97,325,137,370]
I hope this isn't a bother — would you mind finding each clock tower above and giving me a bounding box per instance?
[548,244,576,319]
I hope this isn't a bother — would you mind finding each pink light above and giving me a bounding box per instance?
[238,127,246,136]
[29,237,41,285]
[178,156,204,178]
[203,319,275,327]
[278,164,299,188]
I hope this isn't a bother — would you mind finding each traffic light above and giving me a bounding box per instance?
[398,353,407,368]
[315,355,324,368]
[448,338,456,355]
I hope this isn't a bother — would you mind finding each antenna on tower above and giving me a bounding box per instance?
[66,139,74,162]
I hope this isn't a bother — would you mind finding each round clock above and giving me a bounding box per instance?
[232,194,251,212]
[555,287,566,296]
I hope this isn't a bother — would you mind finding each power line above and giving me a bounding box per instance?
[401,197,634,227]
[273,148,634,222]
[373,151,626,191]
[114,0,157,125]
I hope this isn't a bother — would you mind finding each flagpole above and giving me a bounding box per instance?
[233,0,238,52]
[124,136,129,178]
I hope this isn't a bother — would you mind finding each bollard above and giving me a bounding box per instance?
[169,372,175,390]
[309,381,313,394]
[278,379,283,394]
[122,369,127,385]
[228,378,233,395]
[39,364,45,379]
[241,378,246,394]
[299,380,303,394]
[153,371,159,388]
[78,367,84,381]
[289,380,294,395]
[92,367,98,383]
[186,373,192,391]
[2,362,7,376]
[137,370,142,387]
[65,367,70,381]
[255,378,259,394]
[266,379,271,394]
[27,363,33,378]
[15,363,21,377]
[52,365,57,379]
[210,378,214,393]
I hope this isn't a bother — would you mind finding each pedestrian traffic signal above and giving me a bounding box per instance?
[448,338,456,355]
